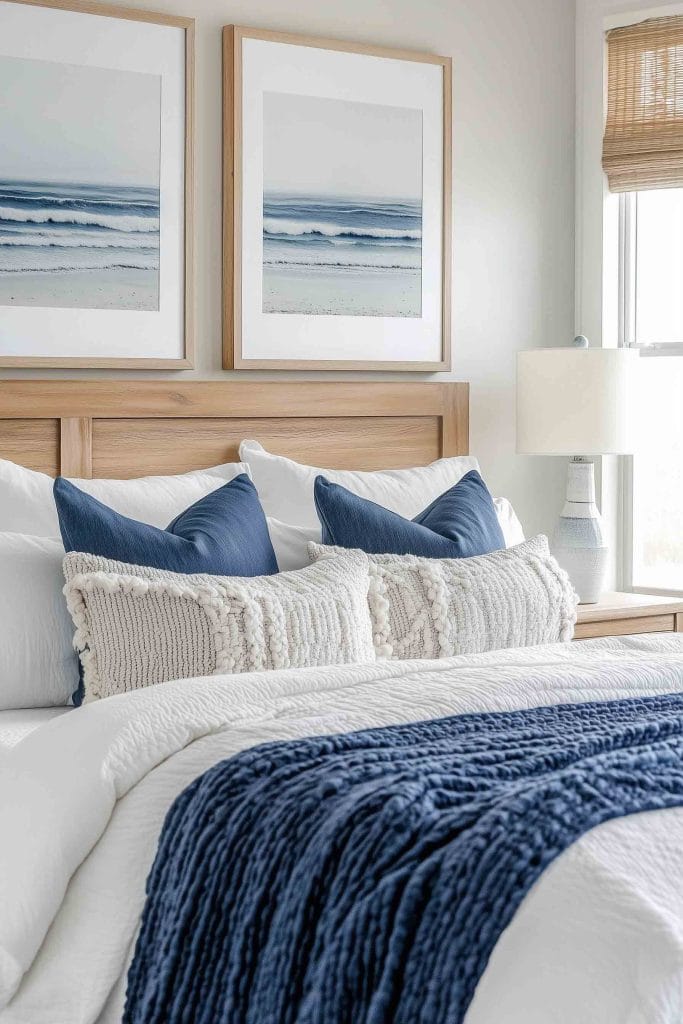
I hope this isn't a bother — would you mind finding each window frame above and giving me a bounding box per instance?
[619,189,683,597]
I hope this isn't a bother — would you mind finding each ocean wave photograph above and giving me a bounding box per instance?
[0,54,160,311]
[262,92,422,316]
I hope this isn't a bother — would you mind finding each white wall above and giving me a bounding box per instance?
[1,0,576,538]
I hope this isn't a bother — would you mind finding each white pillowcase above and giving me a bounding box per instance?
[0,459,253,709]
[240,441,525,568]
[0,458,251,537]
[265,518,321,573]
[240,440,481,527]
[493,497,525,547]
[0,534,78,710]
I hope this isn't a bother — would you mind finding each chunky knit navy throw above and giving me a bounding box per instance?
[124,692,683,1024]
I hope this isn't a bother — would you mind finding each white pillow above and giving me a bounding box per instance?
[63,551,376,703]
[0,534,78,709]
[240,442,525,568]
[0,458,251,537]
[310,537,577,660]
[0,460,256,708]
[265,518,321,573]
[239,440,481,528]
[494,497,525,547]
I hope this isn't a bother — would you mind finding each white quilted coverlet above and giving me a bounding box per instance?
[2,635,683,1023]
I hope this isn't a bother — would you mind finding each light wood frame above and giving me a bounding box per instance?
[222,25,452,372]
[0,0,195,369]
[0,380,469,478]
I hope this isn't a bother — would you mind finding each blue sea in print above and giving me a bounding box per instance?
[0,179,160,310]
[262,192,422,317]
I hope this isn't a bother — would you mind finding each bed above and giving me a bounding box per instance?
[0,708,71,752]
[1,380,683,1024]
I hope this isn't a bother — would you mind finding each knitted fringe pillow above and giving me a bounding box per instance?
[308,536,577,660]
[62,552,375,703]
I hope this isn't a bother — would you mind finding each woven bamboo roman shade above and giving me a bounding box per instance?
[604,17,683,191]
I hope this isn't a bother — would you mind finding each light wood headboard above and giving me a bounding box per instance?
[0,381,469,479]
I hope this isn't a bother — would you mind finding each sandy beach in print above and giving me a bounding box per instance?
[262,93,422,317]
[0,266,158,310]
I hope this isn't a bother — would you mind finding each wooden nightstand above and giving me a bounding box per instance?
[574,592,683,640]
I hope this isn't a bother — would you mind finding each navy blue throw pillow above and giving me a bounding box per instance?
[314,470,505,558]
[54,474,278,577]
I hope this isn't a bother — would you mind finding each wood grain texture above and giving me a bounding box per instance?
[2,0,192,27]
[0,380,468,479]
[0,381,467,419]
[222,25,238,370]
[575,591,683,623]
[574,591,683,640]
[92,416,441,477]
[223,25,452,65]
[441,380,468,457]
[0,0,195,368]
[0,356,196,369]
[60,418,92,477]
[222,24,452,371]
[441,55,453,374]
[0,419,59,474]
[574,614,676,640]
[183,17,196,368]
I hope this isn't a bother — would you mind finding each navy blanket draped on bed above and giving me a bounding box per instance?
[124,692,683,1024]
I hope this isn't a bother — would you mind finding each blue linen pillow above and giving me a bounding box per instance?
[54,473,278,577]
[314,470,505,558]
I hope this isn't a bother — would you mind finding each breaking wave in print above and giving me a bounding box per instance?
[262,192,422,316]
[0,206,158,233]
[0,231,156,249]
[262,193,422,272]
[0,180,160,275]
[263,217,421,242]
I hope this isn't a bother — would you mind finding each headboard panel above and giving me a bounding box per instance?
[1,419,60,475]
[0,381,469,479]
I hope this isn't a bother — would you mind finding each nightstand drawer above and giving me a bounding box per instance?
[574,613,676,640]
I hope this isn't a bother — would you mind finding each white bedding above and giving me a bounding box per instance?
[2,635,683,1023]
[0,707,72,753]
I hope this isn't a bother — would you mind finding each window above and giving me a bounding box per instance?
[619,189,683,594]
[602,16,683,594]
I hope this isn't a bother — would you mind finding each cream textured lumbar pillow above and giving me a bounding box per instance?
[309,536,577,660]
[62,552,375,703]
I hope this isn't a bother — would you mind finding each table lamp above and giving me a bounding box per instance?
[516,337,638,604]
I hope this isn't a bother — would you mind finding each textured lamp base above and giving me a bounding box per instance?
[552,541,608,605]
[551,458,607,605]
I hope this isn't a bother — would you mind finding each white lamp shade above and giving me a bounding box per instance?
[516,347,639,456]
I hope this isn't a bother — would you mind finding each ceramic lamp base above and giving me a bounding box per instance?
[551,458,607,605]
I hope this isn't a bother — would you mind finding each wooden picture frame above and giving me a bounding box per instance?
[223,26,452,371]
[0,0,195,368]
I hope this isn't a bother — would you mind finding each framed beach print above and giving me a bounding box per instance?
[223,27,451,370]
[0,0,194,368]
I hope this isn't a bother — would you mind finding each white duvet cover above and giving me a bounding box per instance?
[0,708,71,754]
[2,634,683,1024]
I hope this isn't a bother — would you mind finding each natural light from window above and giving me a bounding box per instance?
[628,190,683,593]
[636,189,683,346]
[632,361,683,592]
